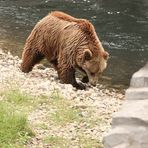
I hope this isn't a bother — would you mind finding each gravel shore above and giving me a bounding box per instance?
[0,49,124,148]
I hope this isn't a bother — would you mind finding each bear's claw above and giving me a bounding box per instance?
[81,76,89,83]
[74,82,86,90]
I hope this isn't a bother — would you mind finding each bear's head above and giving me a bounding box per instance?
[75,20,109,86]
[76,48,109,86]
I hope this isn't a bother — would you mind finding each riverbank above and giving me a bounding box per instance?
[0,49,124,147]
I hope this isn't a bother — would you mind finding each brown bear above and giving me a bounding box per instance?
[21,11,109,90]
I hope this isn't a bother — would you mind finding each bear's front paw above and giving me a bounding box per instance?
[74,82,86,90]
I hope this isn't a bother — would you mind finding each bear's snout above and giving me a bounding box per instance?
[89,76,98,86]
[21,64,32,73]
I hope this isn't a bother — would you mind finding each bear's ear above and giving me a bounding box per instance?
[102,51,109,60]
[83,49,92,61]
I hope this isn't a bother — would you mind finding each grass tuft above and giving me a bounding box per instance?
[43,136,70,148]
[0,89,34,147]
[0,89,34,105]
[50,107,80,125]
[79,135,103,148]
[37,123,48,130]
[0,102,34,147]
[49,91,81,125]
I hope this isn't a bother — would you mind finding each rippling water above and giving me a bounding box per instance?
[0,0,148,88]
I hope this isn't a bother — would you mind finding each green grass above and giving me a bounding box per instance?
[50,107,80,125]
[0,86,106,147]
[48,91,81,125]
[0,89,34,105]
[43,134,102,148]
[0,102,34,147]
[82,109,105,128]
[43,136,70,148]
[46,91,104,147]
[48,91,105,127]
[0,89,43,114]
[0,89,34,147]
[37,123,48,130]
[78,135,103,148]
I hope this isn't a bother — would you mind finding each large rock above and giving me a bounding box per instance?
[103,62,148,148]
[125,88,148,100]
[104,125,148,148]
[112,100,148,126]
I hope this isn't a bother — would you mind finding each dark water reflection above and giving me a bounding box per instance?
[0,0,148,88]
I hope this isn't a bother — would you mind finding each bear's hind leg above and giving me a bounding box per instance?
[21,49,44,73]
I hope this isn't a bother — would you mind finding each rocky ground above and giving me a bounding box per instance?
[0,49,125,148]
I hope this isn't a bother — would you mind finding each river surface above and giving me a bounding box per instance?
[0,0,148,88]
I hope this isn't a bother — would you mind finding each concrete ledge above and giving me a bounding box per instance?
[125,88,148,100]
[104,126,148,148]
[112,100,148,127]
[103,62,148,148]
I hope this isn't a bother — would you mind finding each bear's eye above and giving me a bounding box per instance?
[90,72,95,76]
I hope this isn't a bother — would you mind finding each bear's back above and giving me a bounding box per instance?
[50,11,100,49]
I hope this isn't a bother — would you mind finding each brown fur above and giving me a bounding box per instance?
[21,11,109,89]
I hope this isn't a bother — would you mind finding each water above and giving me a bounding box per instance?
[0,0,148,88]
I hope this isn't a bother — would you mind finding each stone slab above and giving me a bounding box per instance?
[103,100,148,148]
[112,100,148,126]
[125,88,148,100]
[103,62,148,148]
[103,126,148,148]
